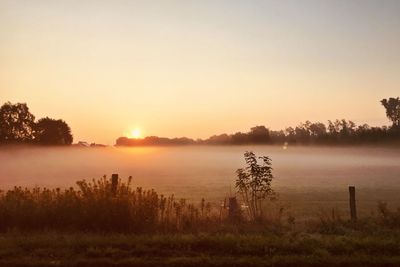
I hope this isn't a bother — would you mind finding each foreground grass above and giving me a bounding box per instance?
[1,231,400,267]
[2,175,400,266]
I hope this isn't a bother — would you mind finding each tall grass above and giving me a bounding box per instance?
[0,176,218,232]
[1,175,400,233]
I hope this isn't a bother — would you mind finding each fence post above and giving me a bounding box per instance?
[349,186,357,222]
[111,174,118,196]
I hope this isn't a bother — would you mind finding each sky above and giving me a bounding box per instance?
[1,0,400,144]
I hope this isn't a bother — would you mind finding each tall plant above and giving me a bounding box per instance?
[235,151,275,221]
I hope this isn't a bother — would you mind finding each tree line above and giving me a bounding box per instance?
[2,97,399,146]
[116,97,400,146]
[0,102,73,145]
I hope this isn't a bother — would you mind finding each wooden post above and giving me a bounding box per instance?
[349,186,357,221]
[111,174,118,196]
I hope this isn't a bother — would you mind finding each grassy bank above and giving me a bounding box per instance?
[1,231,400,267]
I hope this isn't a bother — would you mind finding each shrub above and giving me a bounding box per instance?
[235,151,276,222]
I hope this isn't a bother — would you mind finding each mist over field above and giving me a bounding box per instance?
[2,0,400,265]
[1,146,399,196]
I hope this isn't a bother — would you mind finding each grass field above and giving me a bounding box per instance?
[1,175,400,266]
[1,231,400,267]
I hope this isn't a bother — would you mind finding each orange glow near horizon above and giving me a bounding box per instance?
[127,128,142,139]
[1,1,400,145]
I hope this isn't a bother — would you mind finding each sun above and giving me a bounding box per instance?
[129,128,142,139]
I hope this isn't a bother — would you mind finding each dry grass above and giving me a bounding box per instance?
[2,176,400,266]
[0,176,221,233]
[1,175,400,234]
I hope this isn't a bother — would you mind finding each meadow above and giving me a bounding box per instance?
[0,173,400,266]
[1,146,400,266]
[1,145,400,221]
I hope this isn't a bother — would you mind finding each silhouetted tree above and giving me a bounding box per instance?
[248,126,270,143]
[35,117,73,145]
[309,122,327,137]
[284,127,296,143]
[327,120,337,135]
[231,132,248,144]
[207,134,231,145]
[236,151,275,222]
[381,97,400,128]
[0,102,35,144]
[269,130,286,143]
[115,136,195,146]
[295,122,312,143]
[116,98,400,146]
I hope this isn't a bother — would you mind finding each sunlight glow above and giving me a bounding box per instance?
[129,128,142,139]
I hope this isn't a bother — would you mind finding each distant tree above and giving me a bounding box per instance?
[381,97,400,128]
[235,151,275,222]
[231,132,248,144]
[116,137,130,146]
[295,122,311,142]
[0,102,35,143]
[309,122,327,137]
[35,117,73,145]
[269,130,286,144]
[115,135,195,146]
[331,119,356,142]
[248,126,270,143]
[327,120,338,135]
[284,127,296,143]
[207,134,231,145]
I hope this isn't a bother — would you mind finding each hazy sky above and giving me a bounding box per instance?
[1,0,400,144]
